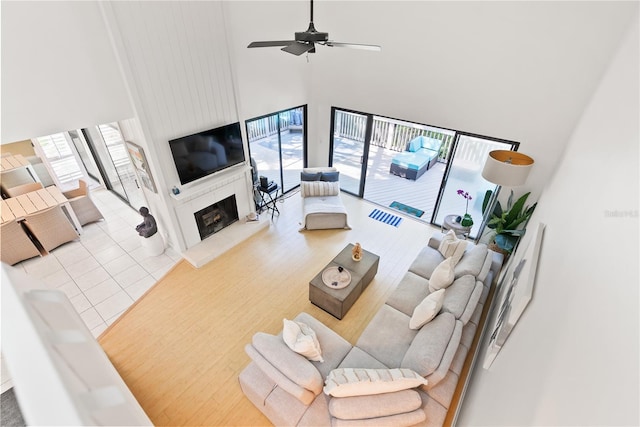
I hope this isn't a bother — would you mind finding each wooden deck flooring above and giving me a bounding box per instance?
[250,133,454,226]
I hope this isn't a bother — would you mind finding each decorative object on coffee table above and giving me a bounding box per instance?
[352,242,362,261]
[309,244,380,319]
[322,266,351,289]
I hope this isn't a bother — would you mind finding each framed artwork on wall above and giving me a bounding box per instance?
[483,222,546,369]
[126,141,157,193]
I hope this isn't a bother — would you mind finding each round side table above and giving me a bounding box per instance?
[442,214,472,239]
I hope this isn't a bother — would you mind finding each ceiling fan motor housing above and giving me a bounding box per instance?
[295,31,329,42]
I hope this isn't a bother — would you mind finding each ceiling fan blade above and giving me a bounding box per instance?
[281,42,315,56]
[248,40,296,48]
[323,41,381,51]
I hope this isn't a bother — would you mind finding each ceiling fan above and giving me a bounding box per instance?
[247,0,381,56]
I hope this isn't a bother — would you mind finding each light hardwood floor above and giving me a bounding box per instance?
[98,192,441,426]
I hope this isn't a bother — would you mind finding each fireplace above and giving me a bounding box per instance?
[194,195,239,240]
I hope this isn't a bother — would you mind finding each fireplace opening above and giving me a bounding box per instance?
[194,195,239,241]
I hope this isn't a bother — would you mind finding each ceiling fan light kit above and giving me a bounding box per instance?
[248,0,381,56]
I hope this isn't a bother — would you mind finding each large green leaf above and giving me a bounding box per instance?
[503,192,530,228]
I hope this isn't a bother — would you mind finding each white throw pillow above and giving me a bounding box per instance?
[282,319,324,362]
[438,229,468,264]
[428,257,456,292]
[438,229,457,256]
[323,368,427,397]
[409,289,445,330]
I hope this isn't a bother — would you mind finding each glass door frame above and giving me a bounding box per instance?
[328,107,374,197]
[245,105,308,196]
[431,131,520,239]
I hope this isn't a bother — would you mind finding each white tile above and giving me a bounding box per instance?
[69,293,92,313]
[53,243,92,266]
[118,235,142,252]
[151,263,175,281]
[74,266,112,291]
[164,247,183,262]
[21,255,64,279]
[40,268,73,289]
[102,253,137,276]
[56,281,82,299]
[81,233,117,254]
[80,308,105,330]
[106,310,127,326]
[91,322,108,338]
[65,256,100,279]
[78,222,107,239]
[94,291,133,322]
[140,254,175,275]
[127,246,148,262]
[125,275,157,301]
[83,278,122,306]
[93,245,127,265]
[113,264,149,288]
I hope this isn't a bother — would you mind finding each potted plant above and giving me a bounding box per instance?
[481,190,537,255]
[457,189,474,227]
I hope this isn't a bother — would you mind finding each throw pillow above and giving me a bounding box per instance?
[409,289,445,330]
[300,181,340,198]
[438,229,468,264]
[437,229,457,256]
[301,171,322,181]
[320,171,340,182]
[282,318,324,362]
[323,368,427,397]
[428,257,456,293]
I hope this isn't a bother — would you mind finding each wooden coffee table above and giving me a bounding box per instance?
[309,244,380,319]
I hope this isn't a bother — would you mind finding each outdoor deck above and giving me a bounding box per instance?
[248,131,477,231]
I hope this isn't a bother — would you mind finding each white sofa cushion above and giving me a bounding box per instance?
[454,244,488,278]
[428,257,456,292]
[401,312,457,378]
[409,289,445,330]
[328,389,423,420]
[323,368,427,397]
[250,332,324,398]
[283,318,324,362]
[386,271,430,317]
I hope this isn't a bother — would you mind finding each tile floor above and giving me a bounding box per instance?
[1,188,182,393]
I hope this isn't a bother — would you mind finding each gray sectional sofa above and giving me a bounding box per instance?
[239,232,503,426]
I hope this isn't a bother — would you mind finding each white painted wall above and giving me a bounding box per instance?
[0,1,132,144]
[458,14,639,426]
[307,1,636,198]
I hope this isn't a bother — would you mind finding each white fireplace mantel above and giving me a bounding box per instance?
[171,164,258,251]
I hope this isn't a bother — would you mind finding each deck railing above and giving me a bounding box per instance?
[334,111,455,162]
[247,109,304,141]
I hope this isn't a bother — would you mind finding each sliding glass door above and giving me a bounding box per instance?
[329,108,371,196]
[432,133,518,239]
[246,106,306,195]
[329,107,520,234]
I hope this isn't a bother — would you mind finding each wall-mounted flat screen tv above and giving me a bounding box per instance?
[169,122,245,185]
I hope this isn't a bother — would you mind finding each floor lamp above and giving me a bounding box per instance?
[477,150,534,243]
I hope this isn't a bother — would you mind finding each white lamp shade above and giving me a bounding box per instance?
[482,150,534,187]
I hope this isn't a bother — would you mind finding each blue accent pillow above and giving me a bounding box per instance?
[301,171,322,181]
[320,171,340,182]
[408,138,422,152]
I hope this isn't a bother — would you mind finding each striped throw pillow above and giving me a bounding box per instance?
[323,368,427,397]
[300,181,340,198]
